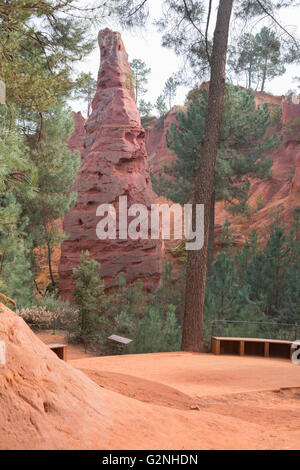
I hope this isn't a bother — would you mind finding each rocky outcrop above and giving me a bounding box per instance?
[67,111,86,157]
[146,108,179,176]
[59,29,162,301]
[215,96,300,236]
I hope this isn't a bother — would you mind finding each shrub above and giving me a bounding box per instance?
[17,294,79,333]
[105,267,183,354]
[17,305,59,330]
[124,304,181,354]
[72,251,109,351]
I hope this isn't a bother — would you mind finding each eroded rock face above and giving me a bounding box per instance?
[59,29,162,301]
[146,108,179,177]
[215,96,300,235]
[67,111,86,157]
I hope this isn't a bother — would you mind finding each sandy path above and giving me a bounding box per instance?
[70,352,300,397]
[67,352,300,449]
[33,333,300,449]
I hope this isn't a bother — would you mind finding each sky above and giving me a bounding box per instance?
[71,2,300,117]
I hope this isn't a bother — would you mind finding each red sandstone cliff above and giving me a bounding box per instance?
[67,111,86,157]
[59,29,162,301]
[146,108,180,176]
[214,97,300,238]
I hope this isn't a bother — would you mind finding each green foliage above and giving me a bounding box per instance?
[0,225,34,307]
[163,76,177,110]
[112,1,299,87]
[204,208,300,342]
[0,102,80,301]
[255,194,264,211]
[0,113,36,306]
[229,27,287,91]
[72,251,108,350]
[130,59,151,104]
[270,105,282,129]
[284,117,300,140]
[0,2,105,304]
[129,305,181,354]
[153,84,281,217]
[289,167,296,182]
[73,72,97,117]
[20,209,299,353]
[108,266,183,354]
[155,94,168,117]
[0,0,97,112]
[153,262,185,322]
[138,99,153,117]
[19,102,80,287]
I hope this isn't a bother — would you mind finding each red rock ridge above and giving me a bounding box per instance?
[67,111,86,157]
[215,97,300,238]
[59,29,162,301]
[146,107,180,176]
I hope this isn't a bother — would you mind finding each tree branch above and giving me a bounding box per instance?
[256,0,300,49]
[128,0,148,18]
[182,0,206,41]
[205,0,213,65]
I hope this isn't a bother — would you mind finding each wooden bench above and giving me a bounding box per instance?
[211,336,298,360]
[48,343,67,361]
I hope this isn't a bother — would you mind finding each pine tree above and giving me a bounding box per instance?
[0,111,36,306]
[138,99,153,117]
[159,85,279,209]
[73,73,97,117]
[112,0,300,352]
[204,210,300,340]
[20,102,80,289]
[130,59,151,104]
[258,216,290,315]
[155,94,168,117]
[230,27,287,92]
[0,1,99,112]
[153,84,281,273]
[229,33,259,89]
[207,209,300,326]
[72,251,108,349]
[163,77,177,110]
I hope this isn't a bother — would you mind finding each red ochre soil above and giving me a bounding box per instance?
[1,306,300,450]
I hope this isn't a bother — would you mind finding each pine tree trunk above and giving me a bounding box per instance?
[261,73,266,92]
[248,65,252,89]
[261,62,267,92]
[38,112,44,142]
[181,0,233,352]
[47,240,56,287]
[207,189,215,275]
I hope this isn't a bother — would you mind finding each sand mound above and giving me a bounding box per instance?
[78,369,196,410]
[0,304,119,449]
